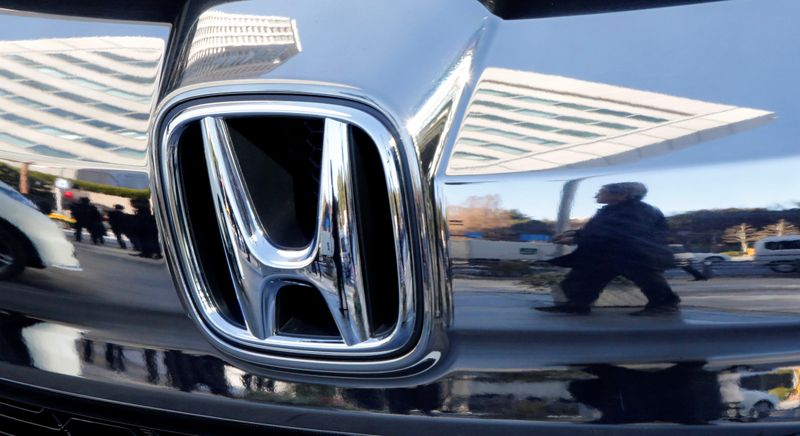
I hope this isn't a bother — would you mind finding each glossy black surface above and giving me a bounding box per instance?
[477,0,724,20]
[0,0,799,433]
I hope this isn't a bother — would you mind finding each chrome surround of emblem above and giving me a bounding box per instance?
[157,98,420,361]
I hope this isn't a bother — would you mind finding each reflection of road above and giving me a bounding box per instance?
[452,288,800,367]
[667,260,797,278]
[456,259,800,313]
[15,243,181,313]
[65,228,131,247]
[671,277,800,314]
[0,243,208,351]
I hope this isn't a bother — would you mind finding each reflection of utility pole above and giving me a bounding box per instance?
[19,162,29,194]
[55,186,63,214]
[555,179,583,255]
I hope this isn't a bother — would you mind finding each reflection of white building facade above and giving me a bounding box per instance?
[0,12,300,169]
[449,68,773,175]
[0,36,162,167]
[183,11,301,85]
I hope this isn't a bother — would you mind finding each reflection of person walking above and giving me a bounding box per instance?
[677,259,708,281]
[107,204,129,249]
[131,200,162,259]
[71,197,104,244]
[539,182,681,316]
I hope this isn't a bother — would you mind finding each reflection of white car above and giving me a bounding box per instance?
[754,236,800,273]
[668,244,731,264]
[449,239,566,263]
[739,390,778,421]
[0,180,80,279]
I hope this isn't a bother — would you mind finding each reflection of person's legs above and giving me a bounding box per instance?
[681,264,707,281]
[622,267,680,307]
[678,259,707,281]
[561,267,617,307]
[129,235,141,252]
[114,230,127,249]
[74,225,83,242]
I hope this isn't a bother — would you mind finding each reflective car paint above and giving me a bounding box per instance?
[0,0,799,434]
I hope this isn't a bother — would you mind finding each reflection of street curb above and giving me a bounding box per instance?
[62,229,131,246]
[72,242,163,264]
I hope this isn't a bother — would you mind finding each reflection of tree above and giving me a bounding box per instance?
[722,223,758,253]
[448,195,518,232]
[448,195,553,239]
[0,161,55,212]
[668,208,800,251]
[755,219,800,239]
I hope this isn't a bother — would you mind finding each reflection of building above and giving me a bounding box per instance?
[0,37,162,166]
[183,11,301,85]
[449,68,774,175]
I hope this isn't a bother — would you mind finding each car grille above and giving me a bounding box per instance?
[0,385,342,435]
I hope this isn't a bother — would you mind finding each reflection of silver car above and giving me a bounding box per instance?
[0,181,80,279]
[669,244,731,264]
[754,236,800,273]
[738,390,778,421]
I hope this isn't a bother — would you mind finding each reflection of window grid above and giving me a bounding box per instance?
[9,96,47,109]
[462,125,564,146]
[12,77,60,93]
[112,148,146,158]
[36,126,82,141]
[19,52,156,91]
[0,69,24,80]
[452,151,497,161]
[483,143,528,155]
[0,113,38,126]
[29,145,77,159]
[0,36,162,164]
[83,138,115,149]
[0,133,37,148]
[46,107,87,121]
[450,68,773,174]
[480,80,676,122]
[1,107,145,149]
[472,101,639,138]
[458,80,682,165]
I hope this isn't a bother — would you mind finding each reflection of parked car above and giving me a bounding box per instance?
[668,244,731,264]
[449,239,564,263]
[738,390,779,421]
[754,236,800,273]
[0,180,80,279]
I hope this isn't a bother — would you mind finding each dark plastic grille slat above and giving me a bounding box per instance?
[0,382,341,435]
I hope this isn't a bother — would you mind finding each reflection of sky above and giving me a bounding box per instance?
[0,12,169,40]
[447,154,800,220]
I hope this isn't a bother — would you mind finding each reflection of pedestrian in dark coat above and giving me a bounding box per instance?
[569,363,721,424]
[540,182,680,315]
[131,200,161,259]
[107,204,129,249]
[163,350,229,396]
[71,197,104,244]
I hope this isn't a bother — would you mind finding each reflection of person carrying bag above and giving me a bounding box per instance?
[538,182,681,315]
